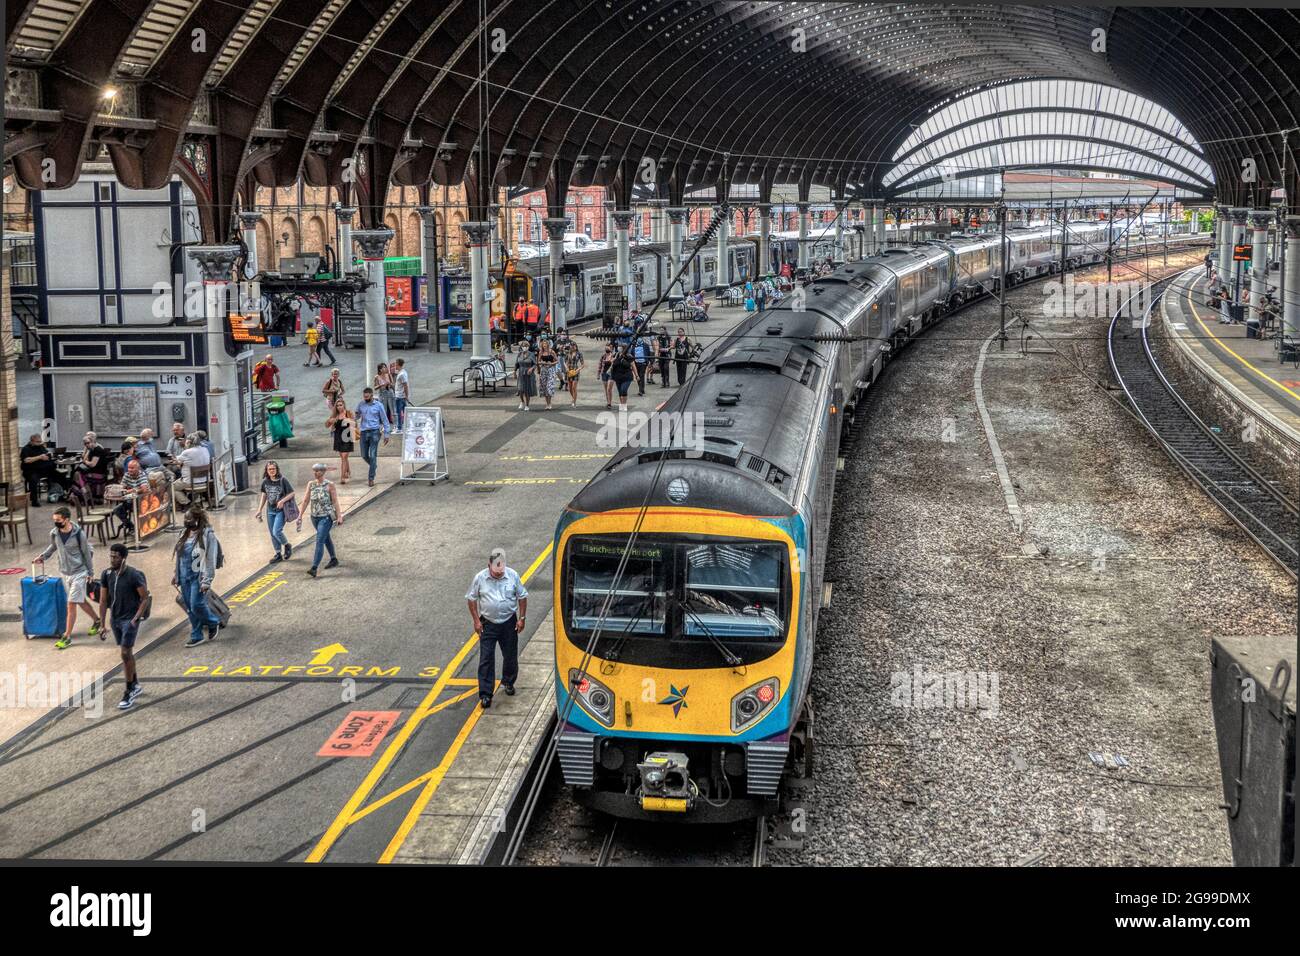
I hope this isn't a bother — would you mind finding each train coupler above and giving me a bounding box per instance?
[637,751,694,813]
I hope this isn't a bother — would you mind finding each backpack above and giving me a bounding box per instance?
[319,323,332,343]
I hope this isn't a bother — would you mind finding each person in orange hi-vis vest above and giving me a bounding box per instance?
[525,301,540,325]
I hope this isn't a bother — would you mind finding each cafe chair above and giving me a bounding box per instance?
[0,492,32,547]
[75,500,111,546]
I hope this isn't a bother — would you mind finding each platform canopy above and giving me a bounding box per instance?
[5,1,1297,239]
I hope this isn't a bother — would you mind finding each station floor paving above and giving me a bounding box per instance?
[1161,269,1300,441]
[0,305,752,863]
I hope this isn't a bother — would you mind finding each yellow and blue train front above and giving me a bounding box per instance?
[552,506,808,819]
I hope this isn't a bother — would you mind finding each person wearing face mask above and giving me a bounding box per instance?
[34,505,104,649]
[173,507,223,647]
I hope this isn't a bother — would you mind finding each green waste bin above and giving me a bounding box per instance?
[266,399,294,444]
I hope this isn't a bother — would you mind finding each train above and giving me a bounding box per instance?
[548,219,1210,822]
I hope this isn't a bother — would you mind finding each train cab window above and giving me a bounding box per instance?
[562,535,790,667]
[568,538,669,635]
[703,257,716,272]
[683,543,785,640]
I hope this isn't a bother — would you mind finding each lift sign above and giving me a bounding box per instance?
[318,710,401,757]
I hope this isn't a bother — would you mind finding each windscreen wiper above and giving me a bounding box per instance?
[675,598,744,669]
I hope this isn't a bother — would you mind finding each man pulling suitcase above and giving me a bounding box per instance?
[32,506,104,649]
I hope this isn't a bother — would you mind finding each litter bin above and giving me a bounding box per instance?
[448,324,464,351]
[266,397,294,447]
[269,335,285,347]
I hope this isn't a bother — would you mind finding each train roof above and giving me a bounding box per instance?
[568,303,849,517]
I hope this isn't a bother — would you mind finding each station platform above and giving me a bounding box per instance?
[0,304,751,863]
[1161,269,1300,444]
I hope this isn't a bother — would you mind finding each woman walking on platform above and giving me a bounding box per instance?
[322,368,345,412]
[173,507,222,648]
[374,362,397,424]
[598,343,615,408]
[536,338,560,411]
[297,463,343,578]
[563,342,585,408]
[326,399,356,484]
[255,460,296,563]
[515,341,537,411]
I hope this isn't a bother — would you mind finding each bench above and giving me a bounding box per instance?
[453,357,516,397]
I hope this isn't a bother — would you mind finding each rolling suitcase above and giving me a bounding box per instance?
[21,561,67,639]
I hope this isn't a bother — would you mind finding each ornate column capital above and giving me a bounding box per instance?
[796,201,810,214]
[602,200,615,212]
[1284,215,1300,241]
[665,206,688,224]
[542,217,569,241]
[352,228,394,260]
[237,210,262,229]
[415,205,436,219]
[611,210,635,229]
[336,206,357,225]
[187,245,241,282]
[1230,206,1250,224]
[462,220,494,244]
[1248,209,1273,230]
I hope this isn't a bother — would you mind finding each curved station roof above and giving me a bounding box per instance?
[5,2,1298,238]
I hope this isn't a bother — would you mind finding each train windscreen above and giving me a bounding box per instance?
[563,534,791,667]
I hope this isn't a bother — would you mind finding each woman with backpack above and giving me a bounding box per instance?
[173,506,223,647]
[609,344,636,409]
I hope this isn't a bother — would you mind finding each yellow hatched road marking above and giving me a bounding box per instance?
[306,541,553,863]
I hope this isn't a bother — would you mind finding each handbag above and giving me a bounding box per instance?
[282,496,300,522]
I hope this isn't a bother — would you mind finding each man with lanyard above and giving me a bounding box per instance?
[98,543,151,711]
[465,548,528,709]
[354,386,392,487]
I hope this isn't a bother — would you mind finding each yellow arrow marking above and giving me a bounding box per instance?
[309,643,348,666]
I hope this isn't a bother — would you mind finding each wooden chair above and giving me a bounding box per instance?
[75,500,110,545]
[176,464,214,510]
[0,492,31,547]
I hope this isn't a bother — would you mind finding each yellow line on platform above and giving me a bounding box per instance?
[244,580,285,608]
[446,677,480,687]
[305,541,553,864]
[1186,283,1300,402]
[347,688,479,823]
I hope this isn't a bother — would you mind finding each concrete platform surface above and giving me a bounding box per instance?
[1162,270,1300,443]
[0,305,752,863]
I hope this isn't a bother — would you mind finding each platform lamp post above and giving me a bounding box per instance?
[417,205,441,352]
[238,210,262,279]
[462,221,495,362]
[667,206,688,300]
[352,228,394,377]
[543,217,568,331]
[998,202,1008,350]
[187,244,247,496]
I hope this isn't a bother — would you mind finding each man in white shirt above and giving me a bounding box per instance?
[176,438,211,505]
[465,547,528,709]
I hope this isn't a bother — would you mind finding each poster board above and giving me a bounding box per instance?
[89,382,158,438]
[399,406,449,483]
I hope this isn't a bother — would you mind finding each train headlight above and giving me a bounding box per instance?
[731,677,780,732]
[569,669,615,727]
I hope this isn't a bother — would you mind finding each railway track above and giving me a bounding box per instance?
[1107,278,1299,577]
[592,815,769,867]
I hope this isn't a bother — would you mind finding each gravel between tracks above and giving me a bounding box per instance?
[775,251,1293,866]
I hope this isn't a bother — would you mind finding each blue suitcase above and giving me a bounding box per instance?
[21,563,67,639]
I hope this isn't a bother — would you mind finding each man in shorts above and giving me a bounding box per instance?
[35,505,104,649]
[98,543,151,711]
